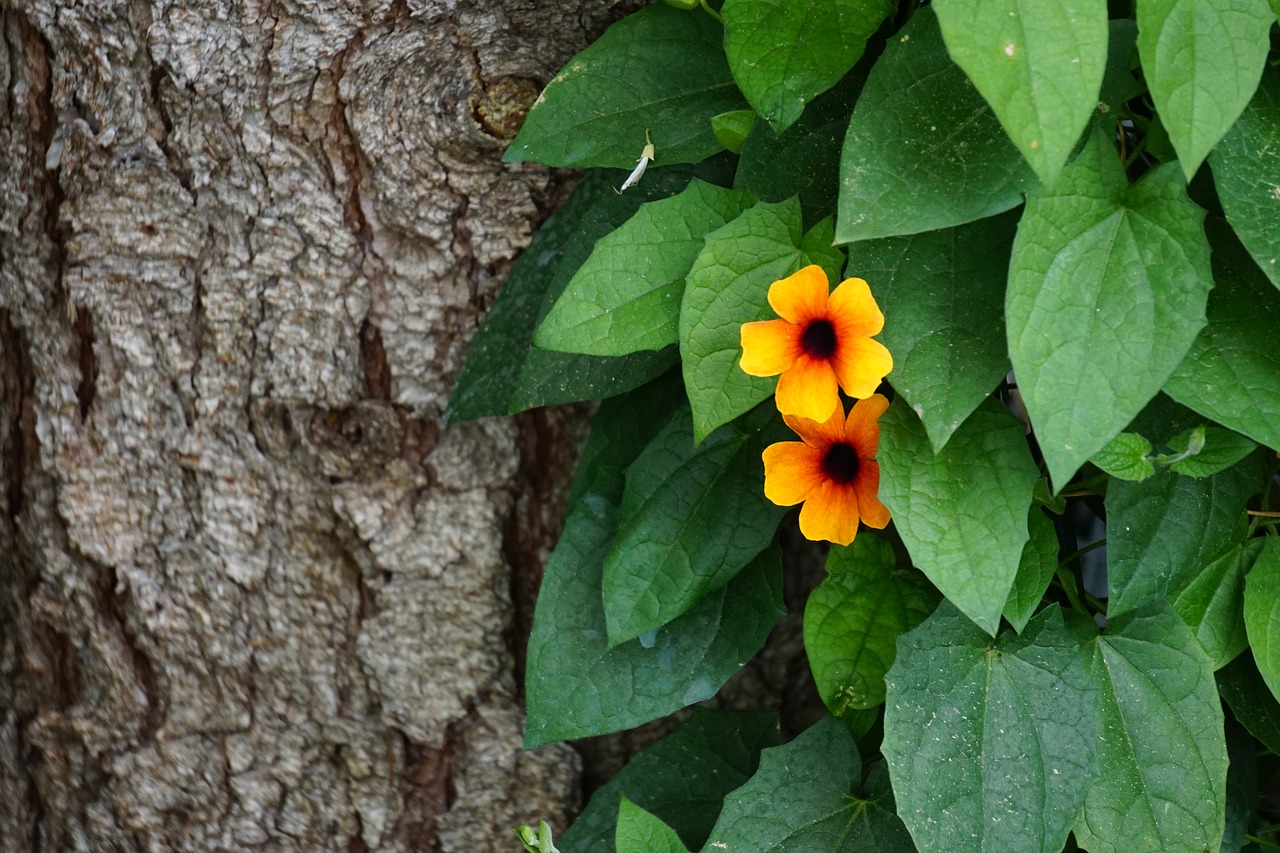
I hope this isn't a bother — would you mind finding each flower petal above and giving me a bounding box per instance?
[798,480,861,545]
[831,336,893,400]
[854,461,891,529]
[768,265,829,325]
[844,393,890,457]
[828,276,885,337]
[762,442,824,506]
[775,357,840,422]
[783,405,847,451]
[740,319,802,377]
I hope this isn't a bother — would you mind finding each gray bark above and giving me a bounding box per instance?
[0,1,621,848]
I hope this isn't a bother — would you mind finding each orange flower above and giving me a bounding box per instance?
[740,265,893,423]
[762,394,891,546]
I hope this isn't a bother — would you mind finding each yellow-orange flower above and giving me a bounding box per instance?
[762,394,891,546]
[740,265,893,423]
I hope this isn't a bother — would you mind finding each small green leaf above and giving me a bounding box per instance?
[1172,538,1262,669]
[1217,651,1280,756]
[1007,128,1212,489]
[1091,432,1156,482]
[602,411,786,645]
[1073,603,1228,853]
[1003,507,1060,633]
[722,0,892,133]
[799,216,846,283]
[704,716,914,851]
[883,605,1096,853]
[1167,426,1258,478]
[1165,221,1280,450]
[504,4,747,168]
[1211,53,1280,290]
[933,0,1108,184]
[1033,478,1067,514]
[711,110,758,154]
[804,535,939,715]
[679,198,811,441]
[836,7,1037,243]
[558,708,780,853]
[1136,0,1275,179]
[878,397,1040,635]
[1243,538,1280,706]
[615,799,689,853]
[515,820,560,853]
[1106,458,1258,619]
[535,181,755,357]
[846,209,1018,452]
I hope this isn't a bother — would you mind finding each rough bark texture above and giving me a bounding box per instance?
[0,1,628,848]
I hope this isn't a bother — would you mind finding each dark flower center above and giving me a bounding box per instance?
[801,319,837,359]
[822,443,860,485]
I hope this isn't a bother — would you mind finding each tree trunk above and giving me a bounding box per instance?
[0,1,616,848]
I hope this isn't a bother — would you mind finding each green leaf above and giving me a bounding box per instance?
[722,0,891,134]
[1173,538,1263,669]
[1033,477,1067,514]
[804,535,939,715]
[1091,432,1156,482]
[559,708,780,853]
[1007,129,1212,489]
[799,216,846,283]
[1073,602,1228,853]
[1243,538,1280,706]
[1003,507,1060,633]
[1217,651,1280,756]
[602,410,786,645]
[933,0,1108,184]
[447,168,722,422]
[846,209,1017,452]
[704,716,914,852]
[679,198,811,441]
[1165,220,1280,450]
[615,799,689,853]
[1167,426,1258,478]
[1211,64,1280,291]
[836,7,1037,243]
[737,68,863,224]
[711,110,758,155]
[1105,458,1258,619]
[883,604,1096,853]
[535,181,756,357]
[877,397,1040,635]
[1136,0,1275,179]
[504,4,747,168]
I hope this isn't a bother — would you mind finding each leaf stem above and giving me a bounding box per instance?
[699,0,723,22]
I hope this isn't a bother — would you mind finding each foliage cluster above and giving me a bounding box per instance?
[451,1,1280,850]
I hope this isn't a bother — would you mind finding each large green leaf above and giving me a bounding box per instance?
[1003,507,1060,633]
[503,4,746,168]
[1243,538,1280,706]
[1105,457,1258,619]
[535,181,756,356]
[1217,651,1280,756]
[1136,0,1275,179]
[1173,538,1262,670]
[1007,129,1212,489]
[722,0,891,133]
[1073,603,1228,853]
[933,0,1108,184]
[447,168,720,422]
[883,605,1096,853]
[804,535,939,715]
[1211,64,1280,291]
[835,7,1037,243]
[877,397,1040,635]
[559,708,780,853]
[615,799,689,853]
[703,716,914,851]
[602,409,786,646]
[1165,221,1280,450]
[845,208,1018,452]
[679,198,812,441]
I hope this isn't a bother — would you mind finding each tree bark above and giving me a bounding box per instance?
[0,1,618,848]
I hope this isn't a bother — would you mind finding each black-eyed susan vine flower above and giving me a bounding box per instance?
[762,394,891,546]
[739,265,893,423]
